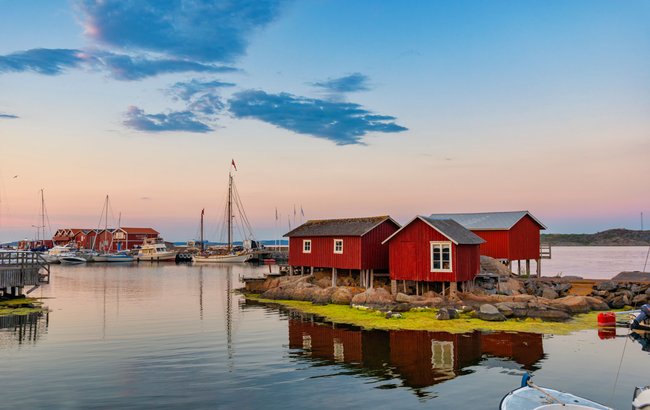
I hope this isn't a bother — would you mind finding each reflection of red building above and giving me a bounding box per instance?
[288,318,544,390]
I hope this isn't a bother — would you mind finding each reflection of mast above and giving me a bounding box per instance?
[226,265,234,369]
[227,172,233,253]
[199,266,204,320]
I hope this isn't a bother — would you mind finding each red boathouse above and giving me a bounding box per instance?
[382,216,484,295]
[428,211,546,276]
[284,216,400,288]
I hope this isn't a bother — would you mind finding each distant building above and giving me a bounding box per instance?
[111,227,159,251]
[427,211,546,275]
[50,227,159,251]
[383,216,484,295]
[284,216,400,287]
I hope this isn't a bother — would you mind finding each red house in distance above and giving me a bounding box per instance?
[428,211,546,276]
[383,216,484,296]
[284,216,400,288]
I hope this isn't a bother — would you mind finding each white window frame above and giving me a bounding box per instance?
[303,239,312,253]
[333,239,343,254]
[430,241,452,272]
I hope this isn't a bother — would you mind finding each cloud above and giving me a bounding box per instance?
[311,73,371,93]
[0,113,19,119]
[0,48,86,75]
[168,79,235,101]
[92,52,236,81]
[77,0,287,63]
[228,90,407,145]
[123,106,211,133]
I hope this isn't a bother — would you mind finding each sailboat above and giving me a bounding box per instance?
[93,196,134,263]
[194,162,254,263]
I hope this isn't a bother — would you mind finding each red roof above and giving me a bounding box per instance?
[119,227,159,235]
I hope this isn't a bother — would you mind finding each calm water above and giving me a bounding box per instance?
[1,248,649,409]
[542,246,650,279]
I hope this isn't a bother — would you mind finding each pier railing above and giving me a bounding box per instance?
[540,245,552,259]
[0,251,51,294]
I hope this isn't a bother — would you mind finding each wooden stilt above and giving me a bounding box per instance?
[442,282,446,297]
[289,266,294,276]
[526,259,530,276]
[370,269,374,288]
[449,281,457,297]
[391,279,397,295]
[517,260,521,275]
[332,268,338,287]
[536,259,541,278]
[403,280,407,294]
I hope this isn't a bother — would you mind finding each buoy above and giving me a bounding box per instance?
[597,312,616,327]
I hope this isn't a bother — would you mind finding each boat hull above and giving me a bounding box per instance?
[135,252,177,262]
[94,254,134,263]
[60,256,87,265]
[193,253,253,263]
[501,386,612,410]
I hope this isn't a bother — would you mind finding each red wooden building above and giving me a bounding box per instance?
[383,216,484,295]
[428,211,546,276]
[284,216,400,287]
[112,227,159,251]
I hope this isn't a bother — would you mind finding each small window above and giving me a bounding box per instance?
[431,242,452,272]
[303,239,311,253]
[333,239,343,254]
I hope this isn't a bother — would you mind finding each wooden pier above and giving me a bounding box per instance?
[540,244,552,259]
[0,251,50,297]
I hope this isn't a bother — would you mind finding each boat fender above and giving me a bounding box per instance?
[633,386,650,410]
[520,373,531,388]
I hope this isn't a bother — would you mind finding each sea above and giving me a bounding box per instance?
[1,246,649,409]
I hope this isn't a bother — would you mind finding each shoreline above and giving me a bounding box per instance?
[244,294,606,335]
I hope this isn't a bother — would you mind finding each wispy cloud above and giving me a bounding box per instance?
[311,73,371,93]
[168,79,236,101]
[78,0,287,63]
[228,90,407,145]
[0,48,86,75]
[123,106,211,133]
[0,113,19,119]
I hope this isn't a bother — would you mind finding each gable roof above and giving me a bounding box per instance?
[119,227,159,235]
[284,216,399,237]
[427,211,546,230]
[382,216,485,245]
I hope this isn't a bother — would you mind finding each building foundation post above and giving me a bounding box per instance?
[332,268,338,287]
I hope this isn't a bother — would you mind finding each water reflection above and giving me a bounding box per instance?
[286,315,544,392]
[0,312,48,346]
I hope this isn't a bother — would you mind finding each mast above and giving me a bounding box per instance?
[227,171,232,253]
[200,208,204,252]
[40,189,45,243]
[104,195,108,252]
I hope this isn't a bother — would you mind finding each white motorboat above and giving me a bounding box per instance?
[501,374,612,410]
[60,255,87,264]
[44,244,79,263]
[94,252,134,263]
[134,238,176,262]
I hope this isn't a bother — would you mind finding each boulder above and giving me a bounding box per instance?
[608,294,630,309]
[553,296,591,314]
[447,308,459,319]
[541,288,559,300]
[478,304,506,322]
[351,287,394,306]
[436,309,450,320]
[311,287,337,304]
[646,288,650,296]
[513,294,536,303]
[632,294,648,305]
[495,302,513,317]
[315,278,332,289]
[331,287,353,305]
[597,281,618,292]
[592,290,610,298]
[584,296,609,311]
[395,292,412,303]
[554,283,572,294]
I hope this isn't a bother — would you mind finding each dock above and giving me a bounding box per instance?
[0,251,51,297]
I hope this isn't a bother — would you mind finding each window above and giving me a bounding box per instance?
[333,239,343,254]
[430,242,452,272]
[303,239,311,253]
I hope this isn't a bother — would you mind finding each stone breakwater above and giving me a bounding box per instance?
[590,280,650,308]
[246,274,615,322]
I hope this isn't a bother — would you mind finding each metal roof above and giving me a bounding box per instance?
[382,216,485,245]
[283,216,398,237]
[427,211,546,230]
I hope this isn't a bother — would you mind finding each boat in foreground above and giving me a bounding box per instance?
[501,374,612,410]
[59,255,87,265]
[193,252,253,263]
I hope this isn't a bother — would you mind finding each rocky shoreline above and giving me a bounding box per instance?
[245,267,650,324]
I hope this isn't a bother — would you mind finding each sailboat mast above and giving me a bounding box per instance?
[227,172,232,252]
[40,188,45,242]
[200,209,204,252]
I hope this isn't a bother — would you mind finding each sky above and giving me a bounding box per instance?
[0,0,648,243]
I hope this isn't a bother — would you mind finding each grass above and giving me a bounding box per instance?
[246,294,604,335]
[0,297,45,316]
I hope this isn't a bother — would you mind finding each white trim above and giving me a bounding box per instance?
[382,216,459,245]
[430,241,452,272]
[333,239,343,254]
[302,239,312,253]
